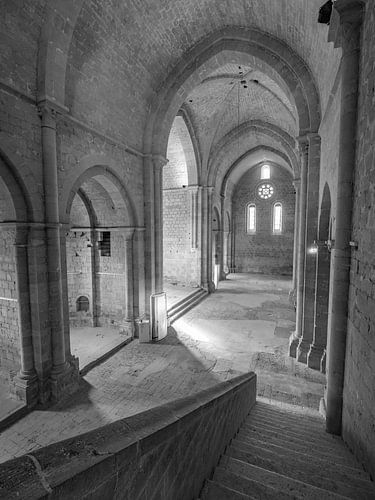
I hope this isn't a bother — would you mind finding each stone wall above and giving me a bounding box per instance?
[66,231,93,327]
[0,372,257,499]
[97,232,126,327]
[342,1,375,479]
[0,229,20,378]
[232,165,295,275]
[163,188,200,286]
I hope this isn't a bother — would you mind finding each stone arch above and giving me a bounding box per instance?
[144,27,321,157]
[165,114,199,188]
[220,146,293,199]
[63,163,137,227]
[209,120,298,189]
[178,107,201,185]
[0,151,33,222]
[0,151,37,403]
[38,0,85,105]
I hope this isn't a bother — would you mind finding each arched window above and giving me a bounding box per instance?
[261,164,271,180]
[246,204,256,233]
[273,203,282,233]
[76,296,89,312]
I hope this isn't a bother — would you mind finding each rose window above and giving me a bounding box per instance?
[258,183,274,199]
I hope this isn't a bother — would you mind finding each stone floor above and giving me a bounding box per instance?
[0,273,325,464]
[70,326,132,372]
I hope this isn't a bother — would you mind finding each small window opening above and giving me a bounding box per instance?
[273,203,282,233]
[247,204,256,233]
[261,164,271,180]
[99,231,111,256]
[76,296,89,312]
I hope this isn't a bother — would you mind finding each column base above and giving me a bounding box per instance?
[296,339,310,364]
[13,372,39,407]
[307,344,326,371]
[49,356,80,403]
[288,331,300,358]
[119,319,134,337]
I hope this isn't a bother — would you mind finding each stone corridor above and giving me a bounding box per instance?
[0,274,323,464]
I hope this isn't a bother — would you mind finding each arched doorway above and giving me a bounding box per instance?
[65,170,136,369]
[0,155,37,406]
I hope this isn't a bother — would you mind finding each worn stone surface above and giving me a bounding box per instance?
[0,373,256,500]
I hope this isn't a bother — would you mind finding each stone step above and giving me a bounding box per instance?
[241,419,349,450]
[168,288,208,323]
[200,479,254,499]
[247,414,328,439]
[230,436,369,481]
[238,424,354,459]
[234,434,362,471]
[249,406,325,430]
[227,444,375,498]
[213,465,295,499]
[252,401,324,425]
[220,456,350,499]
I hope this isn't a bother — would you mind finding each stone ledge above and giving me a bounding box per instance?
[0,372,257,500]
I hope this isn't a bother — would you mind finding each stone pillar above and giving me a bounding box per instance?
[297,133,321,363]
[308,242,331,371]
[27,225,51,404]
[13,226,38,405]
[289,139,309,357]
[121,228,135,336]
[39,100,78,400]
[153,157,165,294]
[149,156,168,340]
[326,0,364,435]
[292,178,301,295]
[202,187,215,292]
[189,186,199,250]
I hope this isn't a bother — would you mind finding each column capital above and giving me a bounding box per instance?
[152,155,169,170]
[38,98,69,125]
[293,178,301,190]
[122,228,135,240]
[330,0,365,49]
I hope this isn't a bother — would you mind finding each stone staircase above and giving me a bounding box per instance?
[200,400,375,499]
[167,288,208,324]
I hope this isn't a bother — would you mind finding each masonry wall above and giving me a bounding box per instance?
[66,231,93,327]
[163,188,200,286]
[342,2,375,479]
[0,229,20,379]
[233,165,295,275]
[97,232,126,327]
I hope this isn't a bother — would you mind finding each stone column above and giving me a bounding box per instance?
[203,187,215,292]
[27,225,51,404]
[150,156,168,340]
[297,133,321,363]
[13,225,38,405]
[292,178,301,295]
[153,157,165,294]
[39,102,68,377]
[189,186,199,250]
[122,228,135,336]
[289,139,309,357]
[308,242,331,371]
[326,0,364,435]
[39,100,79,400]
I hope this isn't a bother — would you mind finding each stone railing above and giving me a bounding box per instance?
[0,372,257,499]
